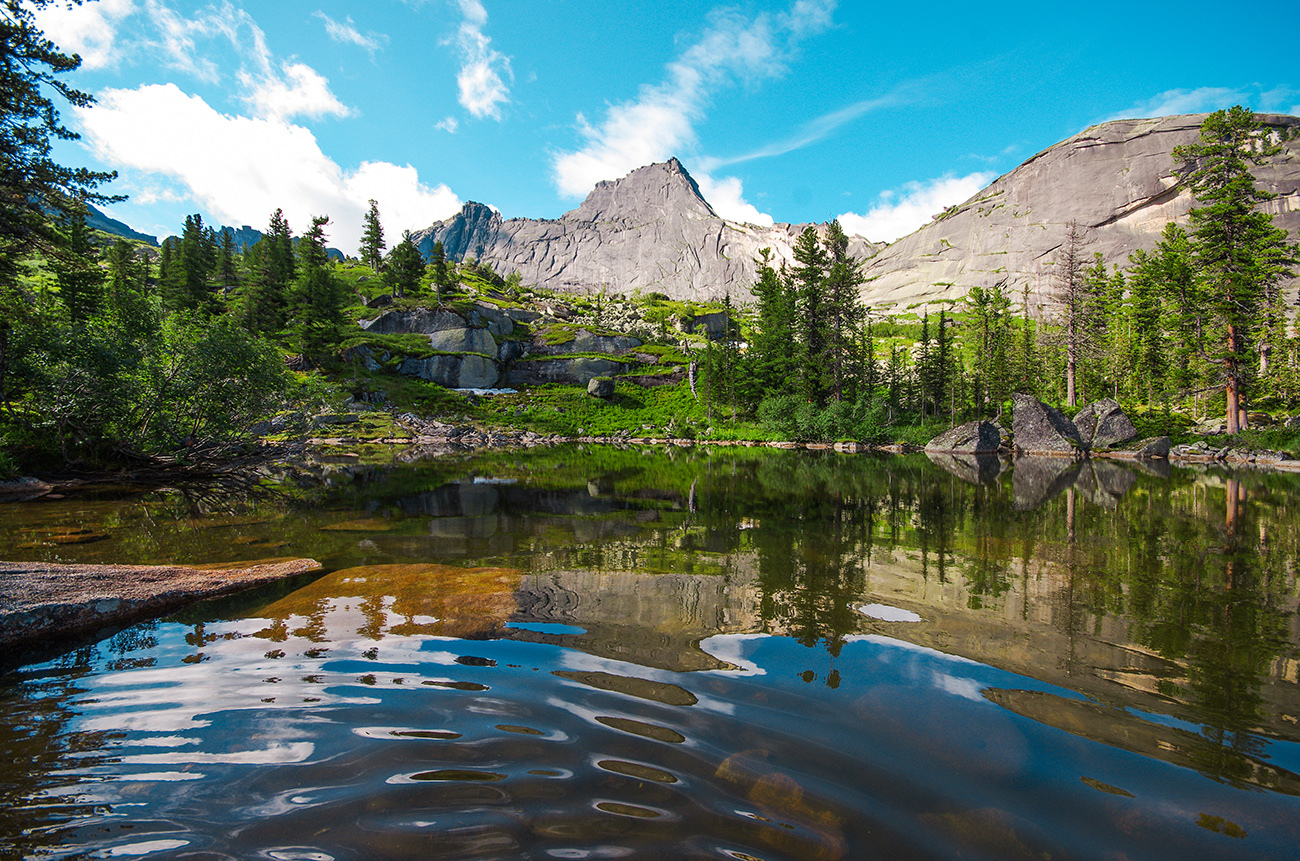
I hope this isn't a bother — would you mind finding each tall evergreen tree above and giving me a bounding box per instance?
[293,215,346,360]
[791,226,830,403]
[52,206,103,323]
[747,248,797,402]
[1173,106,1298,433]
[384,231,425,298]
[1055,221,1093,407]
[359,199,385,272]
[822,219,866,402]
[429,240,452,300]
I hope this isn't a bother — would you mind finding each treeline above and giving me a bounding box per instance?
[697,107,1300,441]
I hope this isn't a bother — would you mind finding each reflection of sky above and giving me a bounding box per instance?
[22,602,1300,861]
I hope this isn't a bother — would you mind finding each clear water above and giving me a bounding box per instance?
[2,446,1298,860]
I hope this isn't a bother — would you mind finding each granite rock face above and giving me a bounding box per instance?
[859,113,1300,311]
[1012,394,1086,456]
[410,159,880,302]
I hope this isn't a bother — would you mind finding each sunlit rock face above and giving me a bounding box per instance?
[859,113,1300,312]
[409,159,880,302]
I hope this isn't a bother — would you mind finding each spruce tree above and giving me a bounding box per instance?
[822,219,866,402]
[791,226,830,404]
[293,215,346,361]
[747,248,797,402]
[360,199,385,272]
[384,231,425,298]
[430,240,452,300]
[1173,106,1298,433]
[52,206,103,323]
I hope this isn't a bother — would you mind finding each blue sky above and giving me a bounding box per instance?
[36,0,1300,252]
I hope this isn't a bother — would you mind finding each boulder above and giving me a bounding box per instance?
[429,327,496,355]
[503,357,625,387]
[399,354,500,388]
[925,420,1002,453]
[360,307,467,335]
[467,302,515,338]
[587,377,615,399]
[1011,394,1085,457]
[678,311,731,339]
[1073,398,1138,450]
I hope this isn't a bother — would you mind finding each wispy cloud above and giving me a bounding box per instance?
[315,11,387,56]
[700,88,917,172]
[551,0,838,224]
[436,116,460,134]
[1103,87,1251,122]
[838,172,995,244]
[450,0,512,120]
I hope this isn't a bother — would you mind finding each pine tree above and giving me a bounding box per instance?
[791,226,830,404]
[1055,221,1093,407]
[360,199,385,272]
[384,231,425,298]
[747,248,797,402]
[293,215,346,360]
[52,206,103,323]
[216,229,238,295]
[429,240,452,301]
[822,219,866,402]
[1173,106,1298,432]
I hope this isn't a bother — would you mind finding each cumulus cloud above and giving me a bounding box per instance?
[1104,87,1251,122]
[237,61,352,122]
[838,172,996,244]
[31,0,137,70]
[76,84,461,249]
[451,0,512,120]
[694,174,773,226]
[315,11,387,55]
[552,0,837,222]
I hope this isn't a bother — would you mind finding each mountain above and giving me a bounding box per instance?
[86,204,157,246]
[859,113,1300,311]
[410,158,881,301]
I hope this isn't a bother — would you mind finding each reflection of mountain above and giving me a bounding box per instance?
[514,569,764,672]
[985,688,1300,795]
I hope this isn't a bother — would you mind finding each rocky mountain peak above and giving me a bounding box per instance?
[570,158,717,224]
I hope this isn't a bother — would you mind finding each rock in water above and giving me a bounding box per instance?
[409,159,879,302]
[925,420,1003,453]
[1072,398,1138,450]
[1012,394,1085,457]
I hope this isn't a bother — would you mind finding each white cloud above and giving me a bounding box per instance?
[237,61,353,122]
[315,12,386,55]
[694,173,773,226]
[1104,87,1250,122]
[76,84,461,250]
[838,172,996,244]
[436,116,460,134]
[451,0,512,120]
[551,0,836,220]
[32,0,137,70]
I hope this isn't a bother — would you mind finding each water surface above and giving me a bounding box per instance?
[2,446,1298,859]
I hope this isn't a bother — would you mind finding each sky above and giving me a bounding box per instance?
[33,0,1300,253]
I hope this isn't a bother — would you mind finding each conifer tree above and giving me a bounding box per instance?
[52,206,103,323]
[1173,106,1298,433]
[430,240,452,300]
[360,199,385,272]
[747,248,797,402]
[384,231,425,298]
[822,219,866,402]
[791,226,830,403]
[293,215,346,360]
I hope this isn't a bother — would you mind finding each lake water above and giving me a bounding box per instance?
[2,446,1299,860]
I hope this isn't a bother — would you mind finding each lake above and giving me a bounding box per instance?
[2,445,1298,860]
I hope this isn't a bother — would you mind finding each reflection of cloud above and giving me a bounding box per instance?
[700,633,770,675]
